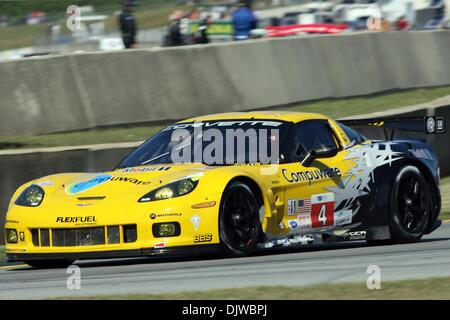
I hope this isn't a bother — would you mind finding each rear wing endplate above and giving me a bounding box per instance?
[339,116,446,140]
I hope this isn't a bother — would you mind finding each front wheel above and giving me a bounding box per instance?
[389,165,431,243]
[219,181,262,257]
[25,260,75,269]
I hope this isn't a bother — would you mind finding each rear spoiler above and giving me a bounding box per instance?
[339,116,446,140]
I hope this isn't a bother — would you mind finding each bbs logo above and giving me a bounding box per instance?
[194,233,213,243]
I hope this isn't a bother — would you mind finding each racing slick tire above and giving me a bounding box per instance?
[389,165,431,244]
[25,260,75,269]
[219,181,262,257]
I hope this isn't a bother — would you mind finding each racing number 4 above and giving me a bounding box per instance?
[311,193,335,228]
[318,205,327,225]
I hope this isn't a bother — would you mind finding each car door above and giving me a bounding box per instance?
[278,119,356,234]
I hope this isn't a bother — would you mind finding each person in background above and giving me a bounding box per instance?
[119,0,138,49]
[396,15,409,30]
[166,11,184,46]
[189,8,201,20]
[193,16,211,44]
[232,0,257,40]
[380,17,392,32]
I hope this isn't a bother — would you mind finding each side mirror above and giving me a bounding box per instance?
[301,147,338,167]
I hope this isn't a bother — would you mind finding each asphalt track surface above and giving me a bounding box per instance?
[1,223,450,299]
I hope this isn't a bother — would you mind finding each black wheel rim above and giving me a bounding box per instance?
[222,188,259,250]
[396,172,428,233]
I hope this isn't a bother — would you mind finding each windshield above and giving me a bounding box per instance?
[117,120,289,168]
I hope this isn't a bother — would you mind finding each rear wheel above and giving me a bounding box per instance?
[389,165,431,243]
[25,260,74,269]
[219,181,262,257]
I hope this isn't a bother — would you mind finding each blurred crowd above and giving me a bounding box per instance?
[163,0,257,46]
[157,0,449,47]
[0,0,448,54]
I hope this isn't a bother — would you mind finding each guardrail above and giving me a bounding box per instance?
[1,30,450,135]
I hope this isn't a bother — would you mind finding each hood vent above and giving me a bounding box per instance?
[77,196,106,201]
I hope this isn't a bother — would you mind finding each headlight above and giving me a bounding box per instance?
[139,177,199,202]
[6,229,18,243]
[154,187,174,200]
[15,185,45,207]
[152,222,181,237]
[177,179,195,195]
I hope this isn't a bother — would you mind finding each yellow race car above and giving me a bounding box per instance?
[4,111,443,268]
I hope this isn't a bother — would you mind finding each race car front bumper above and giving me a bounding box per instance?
[6,244,221,262]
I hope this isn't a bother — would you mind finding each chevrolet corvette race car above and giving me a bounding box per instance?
[4,111,444,268]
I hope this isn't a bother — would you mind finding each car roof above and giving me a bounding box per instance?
[178,111,330,124]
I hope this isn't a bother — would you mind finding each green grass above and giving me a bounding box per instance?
[62,277,450,299]
[440,176,450,221]
[0,125,163,150]
[277,86,450,119]
[0,246,5,262]
[0,23,54,51]
[1,86,450,150]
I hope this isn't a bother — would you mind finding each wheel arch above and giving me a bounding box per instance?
[224,176,265,208]
[397,158,441,233]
